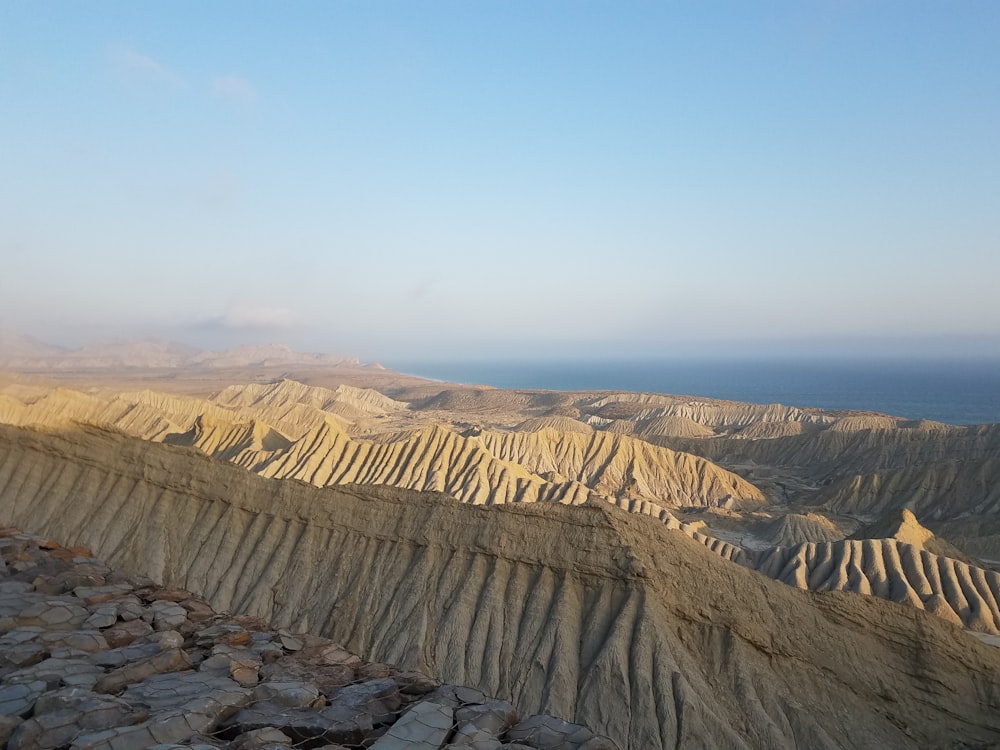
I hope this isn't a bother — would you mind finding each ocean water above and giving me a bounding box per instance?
[389,358,1000,426]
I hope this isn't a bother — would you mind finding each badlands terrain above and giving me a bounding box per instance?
[2,334,1000,748]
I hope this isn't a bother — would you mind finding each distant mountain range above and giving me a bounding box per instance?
[0,329,360,370]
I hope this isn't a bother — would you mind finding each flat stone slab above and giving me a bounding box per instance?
[5,657,104,690]
[251,680,321,707]
[8,687,148,749]
[371,700,453,749]
[72,585,136,606]
[121,671,251,715]
[92,648,193,694]
[0,680,47,718]
[17,599,90,629]
[224,700,374,746]
[0,527,612,750]
[505,715,600,749]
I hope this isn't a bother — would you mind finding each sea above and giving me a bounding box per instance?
[388,358,1000,426]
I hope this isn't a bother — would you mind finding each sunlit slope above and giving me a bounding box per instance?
[212,379,407,431]
[0,381,766,512]
[3,423,1000,749]
[579,392,831,432]
[476,428,764,508]
[758,513,844,546]
[0,380,362,439]
[752,537,1000,633]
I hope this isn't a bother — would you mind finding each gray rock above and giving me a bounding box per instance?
[72,584,135,605]
[194,623,247,648]
[224,702,374,746]
[158,630,184,649]
[313,643,363,667]
[73,674,252,749]
[0,625,44,647]
[9,707,83,749]
[101,618,153,648]
[0,680,47,717]
[232,727,294,748]
[251,680,321,707]
[0,714,23,746]
[17,599,90,629]
[230,658,260,687]
[92,647,192,693]
[370,700,453,749]
[429,684,490,708]
[83,605,118,630]
[9,688,147,749]
[328,677,401,724]
[116,598,145,622]
[504,715,596,750]
[35,686,148,729]
[0,642,46,669]
[90,641,161,669]
[455,699,517,736]
[150,600,188,631]
[199,653,233,672]
[250,641,284,662]
[258,658,354,694]
[0,583,36,618]
[120,671,251,716]
[446,728,503,749]
[6,657,103,690]
[396,670,440,695]
[38,629,109,653]
[450,725,504,748]
[72,721,164,749]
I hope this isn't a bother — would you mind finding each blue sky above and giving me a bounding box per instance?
[1,1,998,361]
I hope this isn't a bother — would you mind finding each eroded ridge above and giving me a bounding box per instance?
[752,537,1000,633]
[0,381,763,512]
[3,424,1000,748]
[0,527,618,750]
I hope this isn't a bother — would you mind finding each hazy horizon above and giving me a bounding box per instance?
[5,323,1000,366]
[2,3,998,363]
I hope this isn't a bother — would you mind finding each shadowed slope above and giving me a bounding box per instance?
[759,513,843,546]
[475,428,764,508]
[2,424,1000,749]
[852,508,975,562]
[752,538,1000,633]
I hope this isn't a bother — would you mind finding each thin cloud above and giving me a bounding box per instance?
[110,45,187,90]
[203,305,302,331]
[212,75,257,105]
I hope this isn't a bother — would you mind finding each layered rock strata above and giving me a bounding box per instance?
[3,424,1000,748]
[751,537,1000,633]
[0,382,763,511]
[0,527,616,750]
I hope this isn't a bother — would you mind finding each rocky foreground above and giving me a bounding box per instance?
[0,527,617,750]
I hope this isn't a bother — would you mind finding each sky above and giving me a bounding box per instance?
[1,1,998,362]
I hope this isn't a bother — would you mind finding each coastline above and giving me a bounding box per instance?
[387,356,1000,425]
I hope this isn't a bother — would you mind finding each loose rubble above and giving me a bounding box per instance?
[0,527,619,750]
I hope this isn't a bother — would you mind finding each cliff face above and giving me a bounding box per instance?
[3,424,1000,749]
